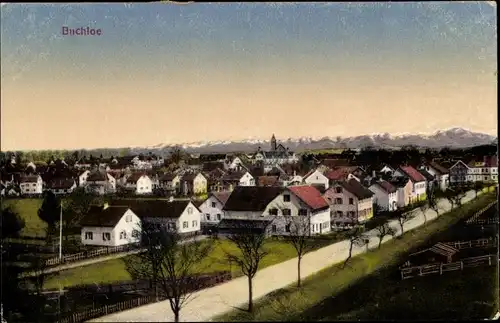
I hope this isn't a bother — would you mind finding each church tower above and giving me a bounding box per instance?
[271,134,277,151]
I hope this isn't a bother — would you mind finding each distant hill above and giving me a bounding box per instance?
[131,128,497,154]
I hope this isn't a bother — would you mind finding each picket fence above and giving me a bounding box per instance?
[400,254,496,280]
[57,271,232,323]
[45,243,142,266]
[443,237,496,250]
[465,201,498,225]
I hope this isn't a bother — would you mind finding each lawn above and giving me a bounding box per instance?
[213,192,497,322]
[44,234,347,290]
[2,198,45,238]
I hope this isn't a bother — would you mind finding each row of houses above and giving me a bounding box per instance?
[81,161,461,247]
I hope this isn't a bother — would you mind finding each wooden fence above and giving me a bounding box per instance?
[45,243,142,266]
[400,254,496,280]
[442,237,496,250]
[465,201,498,225]
[57,271,232,323]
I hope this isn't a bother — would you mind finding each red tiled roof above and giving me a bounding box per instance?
[288,185,329,211]
[325,166,358,181]
[399,166,426,183]
[374,180,397,194]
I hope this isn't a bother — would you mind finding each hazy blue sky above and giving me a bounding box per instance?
[1,2,497,150]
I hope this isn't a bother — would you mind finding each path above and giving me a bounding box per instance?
[90,190,487,322]
[21,235,208,278]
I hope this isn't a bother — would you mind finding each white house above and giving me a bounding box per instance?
[303,169,329,190]
[227,156,245,171]
[420,161,449,191]
[19,175,43,195]
[132,200,202,235]
[180,172,208,196]
[80,204,142,247]
[263,185,331,235]
[79,170,90,187]
[47,178,77,195]
[124,173,153,195]
[198,191,232,223]
[369,180,398,212]
[324,179,374,229]
[222,186,285,219]
[466,156,498,183]
[85,172,116,195]
[159,173,181,195]
[394,166,427,203]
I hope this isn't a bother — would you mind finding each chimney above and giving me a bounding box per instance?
[103,202,109,210]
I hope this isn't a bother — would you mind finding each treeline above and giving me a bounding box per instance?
[0,148,134,164]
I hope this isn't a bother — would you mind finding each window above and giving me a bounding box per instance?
[485,176,488,180]
[119,231,127,239]
[335,198,342,204]
[315,176,319,180]
[192,220,197,227]
[102,232,111,241]
[282,208,291,216]
[283,194,291,202]
[211,202,216,208]
[298,209,308,216]
[206,214,211,221]
[349,198,354,205]
[183,221,189,228]
[335,187,342,193]
[269,208,278,216]
[285,224,290,232]
[349,211,356,217]
[336,211,343,217]
[187,207,193,214]
[217,214,221,221]
[272,225,277,233]
[126,214,132,222]
[85,232,93,240]
[132,230,140,238]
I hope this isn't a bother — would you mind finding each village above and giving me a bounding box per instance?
[1,135,498,323]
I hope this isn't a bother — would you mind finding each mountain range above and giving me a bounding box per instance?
[131,128,497,155]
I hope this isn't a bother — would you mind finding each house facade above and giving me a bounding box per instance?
[47,178,77,195]
[79,170,90,187]
[394,166,427,202]
[132,200,202,235]
[180,173,208,196]
[124,173,153,195]
[159,173,181,194]
[369,180,398,212]
[449,160,470,185]
[421,161,449,191]
[198,191,231,224]
[391,177,413,208]
[19,175,43,195]
[80,205,142,247]
[85,172,116,195]
[324,179,374,229]
[222,186,284,220]
[303,169,329,190]
[263,185,331,235]
[467,156,498,183]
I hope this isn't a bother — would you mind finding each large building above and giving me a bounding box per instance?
[252,134,299,168]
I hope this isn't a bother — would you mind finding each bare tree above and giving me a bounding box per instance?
[223,219,273,312]
[283,215,313,288]
[374,222,396,248]
[395,210,413,236]
[419,199,430,224]
[428,189,441,216]
[125,223,212,322]
[343,226,368,268]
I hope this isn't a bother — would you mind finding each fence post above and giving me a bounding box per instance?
[460,261,463,271]
[489,256,492,266]
[419,267,423,276]
[469,241,472,248]
[400,270,404,280]
[440,263,443,275]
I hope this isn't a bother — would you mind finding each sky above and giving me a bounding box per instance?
[0,2,497,151]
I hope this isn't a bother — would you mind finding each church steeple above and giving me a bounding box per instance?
[271,134,277,151]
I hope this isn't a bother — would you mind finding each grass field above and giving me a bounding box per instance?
[44,234,347,290]
[213,192,497,322]
[2,198,45,238]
